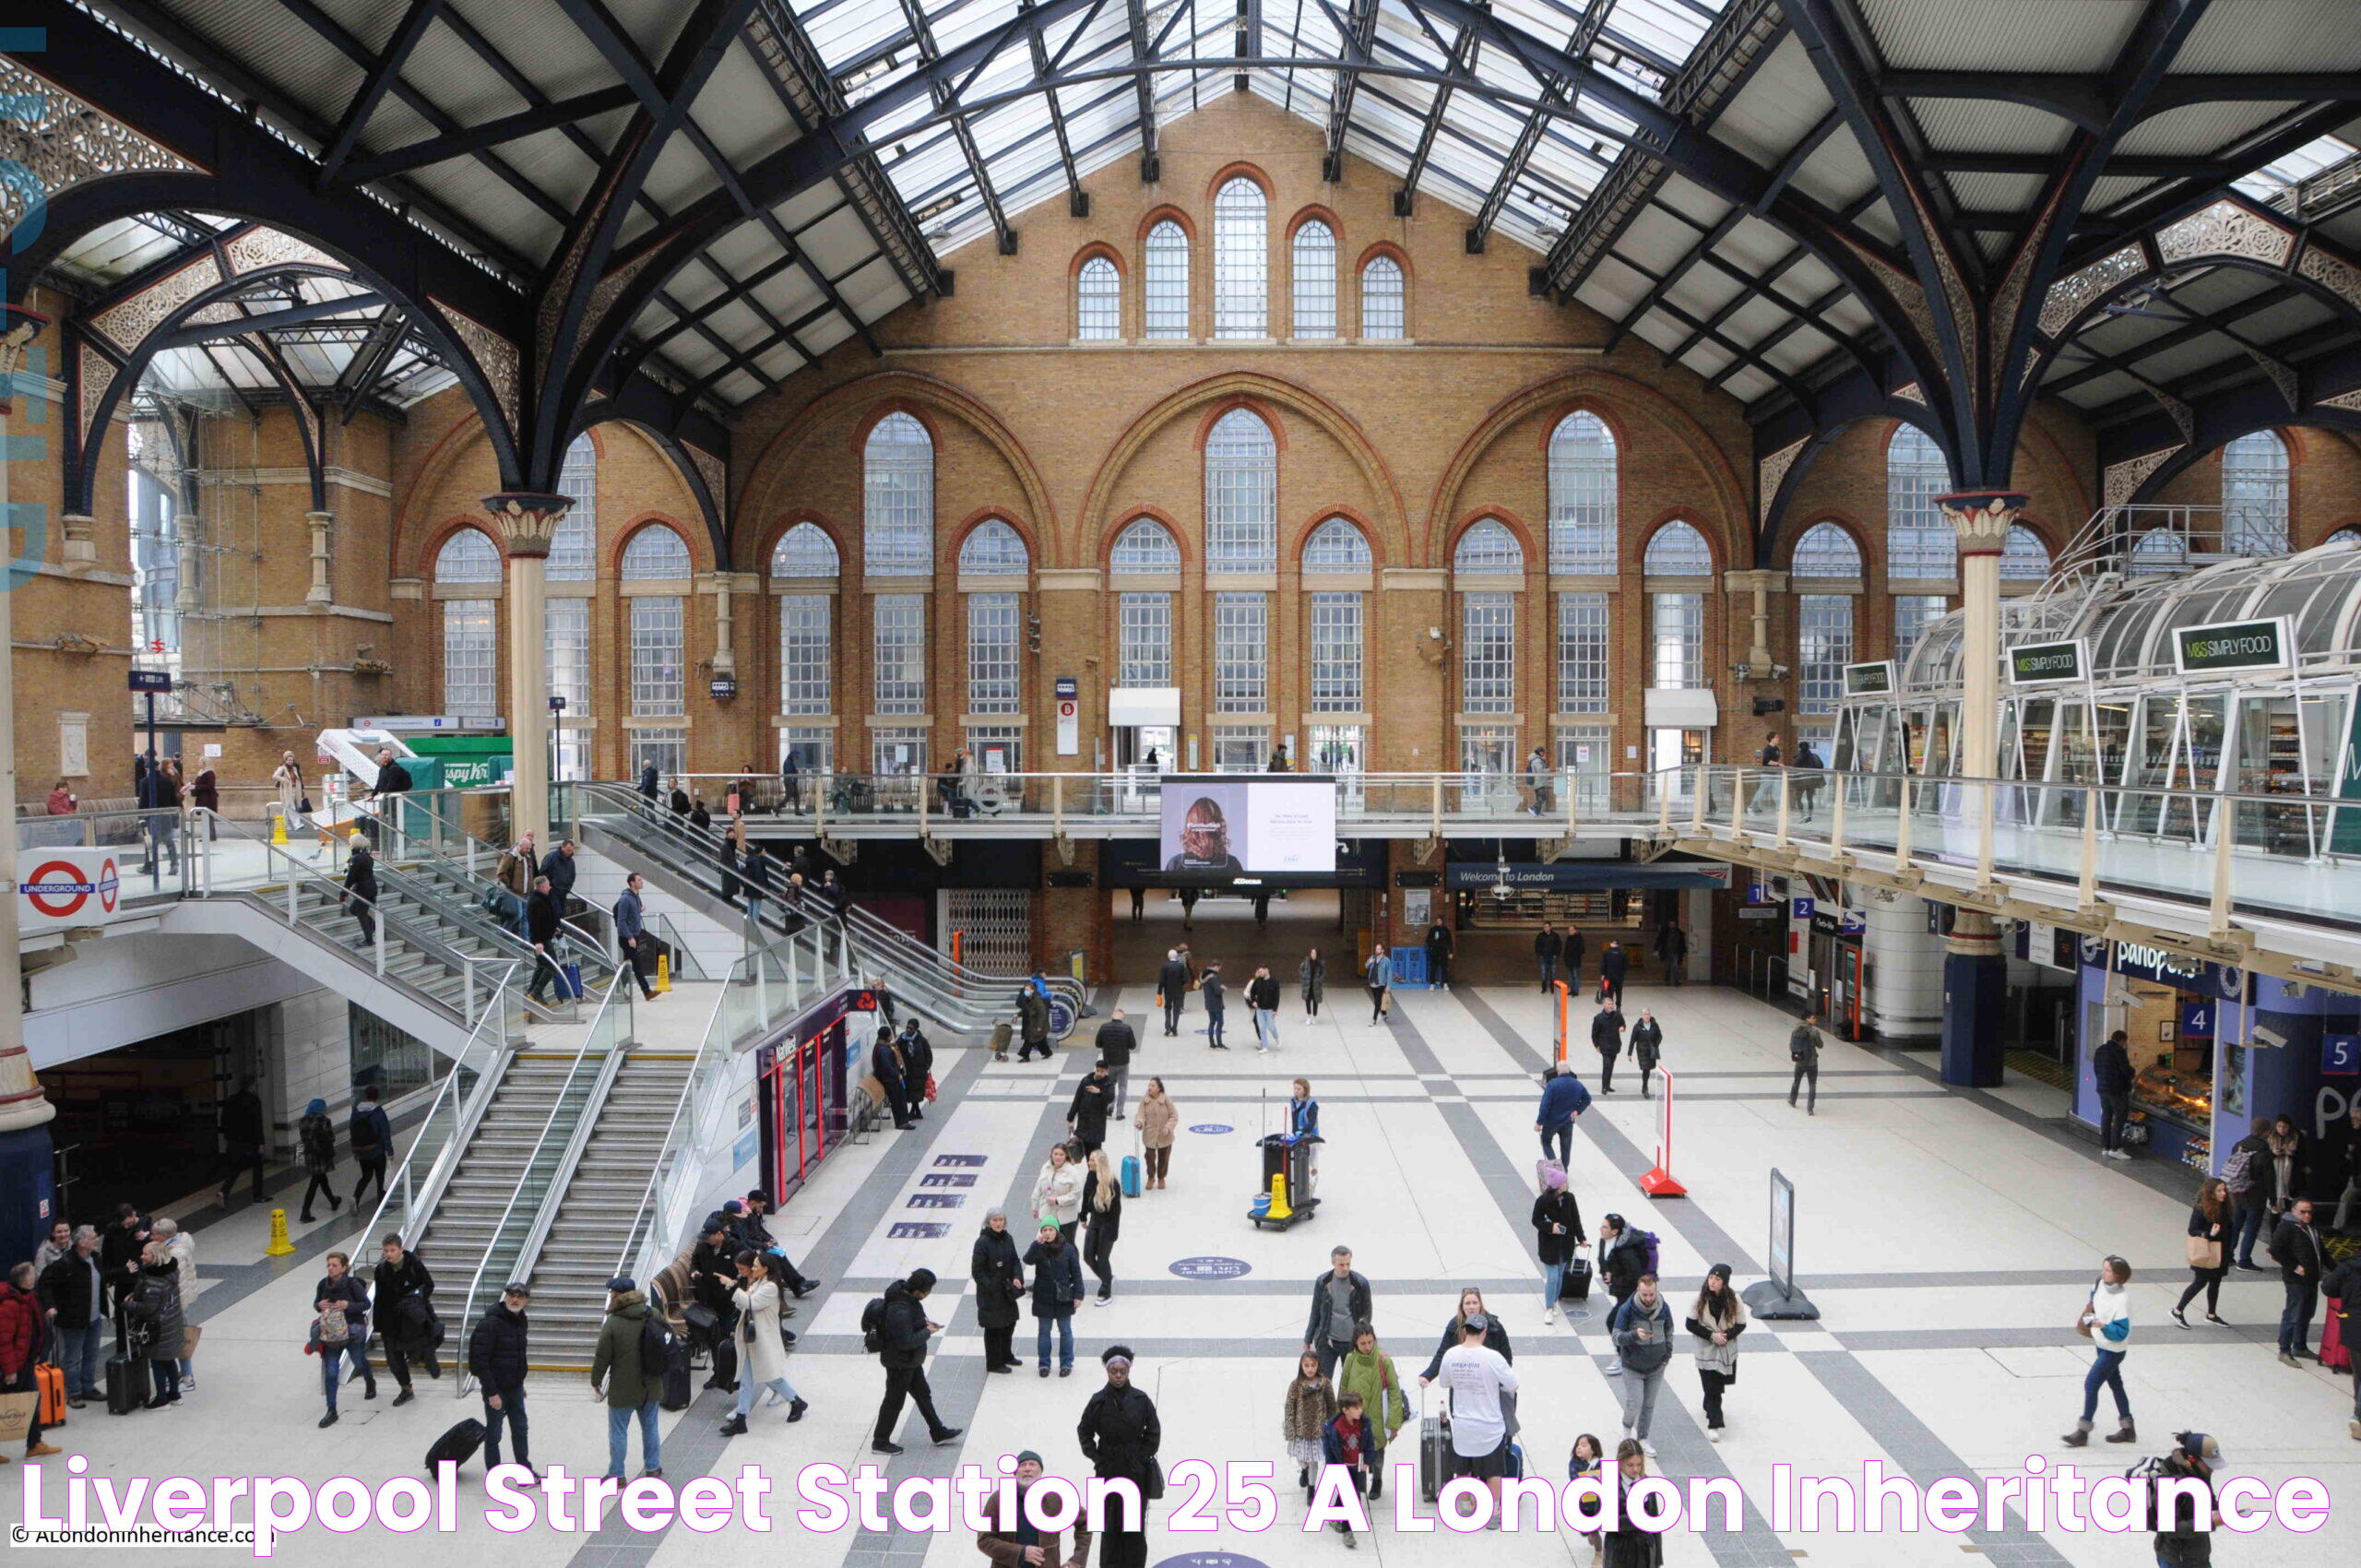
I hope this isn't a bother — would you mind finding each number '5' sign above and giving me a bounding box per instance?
[1165,1460,1277,1532]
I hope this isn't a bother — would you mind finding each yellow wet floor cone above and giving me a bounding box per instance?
[657,952,671,993]
[1267,1171,1292,1221]
[270,811,288,847]
[264,1206,295,1256]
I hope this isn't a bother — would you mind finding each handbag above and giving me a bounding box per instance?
[2186,1234,2223,1269]
[316,1305,350,1346]
[924,1074,939,1103]
[2073,1290,2094,1338]
[298,794,314,814]
[1143,1457,1166,1502]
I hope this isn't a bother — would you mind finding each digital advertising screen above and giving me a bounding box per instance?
[1158,774,1337,879]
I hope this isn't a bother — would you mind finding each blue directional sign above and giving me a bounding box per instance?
[935,1154,988,1168]
[1188,1123,1234,1134]
[888,1222,952,1240]
[1169,1256,1252,1281]
[919,1172,978,1188]
[906,1193,965,1209]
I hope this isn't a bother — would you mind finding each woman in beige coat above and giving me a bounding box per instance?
[1132,1076,1176,1191]
[718,1252,805,1433]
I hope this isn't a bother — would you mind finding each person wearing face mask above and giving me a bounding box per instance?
[2062,1254,2136,1447]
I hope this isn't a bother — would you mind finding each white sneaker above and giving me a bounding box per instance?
[1543,1308,1557,1324]
[1706,1429,1720,1444]
[1605,1359,1621,1375]
[1640,1440,1657,1458]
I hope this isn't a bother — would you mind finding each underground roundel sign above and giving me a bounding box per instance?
[23,856,121,921]
[1048,992,1078,1039]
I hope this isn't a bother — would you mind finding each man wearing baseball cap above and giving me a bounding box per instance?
[2152,1431,2221,1567]
[977,1451,1090,1568]
[469,1283,536,1485]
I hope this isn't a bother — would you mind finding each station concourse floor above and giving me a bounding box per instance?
[15,971,2355,1567]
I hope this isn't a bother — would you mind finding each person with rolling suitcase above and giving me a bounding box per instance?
[1436,1313,1519,1521]
[0,1264,63,1458]
[1531,1164,1586,1325]
[424,1417,487,1479]
[468,1283,537,1483]
[524,877,564,1011]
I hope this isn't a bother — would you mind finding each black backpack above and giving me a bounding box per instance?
[2124,1457,2169,1532]
[860,1296,889,1354]
[638,1312,684,1377]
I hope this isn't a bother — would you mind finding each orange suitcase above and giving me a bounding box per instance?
[36,1361,67,1426]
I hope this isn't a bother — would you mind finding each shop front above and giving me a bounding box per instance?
[753,986,874,1205]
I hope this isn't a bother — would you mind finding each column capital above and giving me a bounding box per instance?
[0,304,50,416]
[61,513,98,567]
[481,492,573,558]
[1722,569,1788,594]
[1935,491,2027,556]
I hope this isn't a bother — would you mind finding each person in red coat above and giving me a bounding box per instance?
[0,1263,62,1458]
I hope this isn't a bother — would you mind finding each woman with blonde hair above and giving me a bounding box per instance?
[133,1238,186,1408]
[1132,1076,1176,1191]
[1081,1148,1124,1304]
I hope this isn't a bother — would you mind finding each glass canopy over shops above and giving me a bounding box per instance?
[1835,510,2361,858]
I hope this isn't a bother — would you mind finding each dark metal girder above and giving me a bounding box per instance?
[1123,0,1163,181]
[2083,323,2361,428]
[2042,279,2309,396]
[896,0,1019,255]
[337,89,641,186]
[1922,151,2232,179]
[332,307,411,421]
[1019,0,1092,217]
[1394,21,1482,217]
[157,292,385,350]
[1322,0,1382,184]
[316,0,445,185]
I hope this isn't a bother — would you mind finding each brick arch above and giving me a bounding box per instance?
[610,513,706,577]
[1288,506,1386,570]
[1136,206,1199,246]
[422,516,506,581]
[757,510,847,574]
[736,368,1058,571]
[1070,242,1126,279]
[1353,240,1414,284]
[1639,512,1722,574]
[1205,162,1273,202]
[1077,371,1410,569]
[1099,506,1194,571]
[1287,205,1343,243]
[1782,515,1870,574]
[949,507,1041,573]
[1431,368,1748,568]
[851,397,946,455]
[1192,396,1289,455]
[1444,507,1540,572]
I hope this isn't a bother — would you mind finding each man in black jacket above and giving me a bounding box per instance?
[542,839,579,912]
[1068,1062,1116,1155]
[872,1027,912,1131]
[898,1019,934,1125]
[469,1283,536,1481]
[524,877,564,1008]
[1425,920,1454,990]
[1535,923,1563,993]
[1016,979,1051,1062]
[2151,1431,2222,1568]
[1599,940,1629,1004]
[342,835,378,947]
[214,1077,269,1208]
[1156,950,1191,1037]
[364,747,411,849]
[37,1227,108,1405]
[2270,1198,2326,1365]
[1563,926,1587,992]
[99,1205,149,1315]
[1199,963,1228,1051]
[871,1270,961,1455]
[1591,1005,1625,1094]
[1301,1247,1373,1377]
[1653,922,1688,986]
[373,1234,440,1400]
[1077,1346,1161,1568]
[737,1189,817,1301]
[1788,1016,1824,1115]
[1094,1010,1138,1114]
[2093,1028,2135,1160]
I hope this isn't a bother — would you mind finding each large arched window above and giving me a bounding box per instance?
[549,433,597,580]
[619,524,691,579]
[1643,519,1713,576]
[1999,524,2051,581]
[1076,255,1121,339]
[1886,424,1955,577]
[863,411,933,576]
[1303,517,1371,571]
[1110,517,1180,573]
[1291,220,1335,339]
[1548,411,1617,573]
[1360,255,1405,339]
[435,528,502,584]
[2129,528,2186,576]
[1144,221,1189,339]
[770,522,838,576]
[1453,518,1525,575]
[621,524,689,719]
[1213,178,1268,339]
[957,518,1030,576]
[1792,522,1863,578]
[435,528,500,720]
[2222,429,2289,552]
[1204,409,1276,573]
[1797,593,1855,715]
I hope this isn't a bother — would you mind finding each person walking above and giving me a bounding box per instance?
[1525,745,1555,818]
[523,875,564,1010]
[1069,1061,1116,1157]
[1630,1010,1663,1097]
[2062,1255,2136,1447]
[372,1233,440,1402]
[1686,1265,1748,1442]
[1532,1165,1586,1324]
[133,1238,186,1408]
[492,833,535,938]
[1025,1223,1084,1377]
[1535,1063,1591,1169]
[1568,1434,1607,1564]
[38,1226,107,1408]
[2226,1117,2274,1269]
[1336,1324,1406,1500]
[2173,1178,2232,1328]
[1081,1150,1123,1304]
[1596,1215,1649,1372]
[720,1253,808,1434]
[971,1211,1026,1374]
[1598,940,1628,1005]
[213,1076,268,1209]
[1248,967,1281,1053]
[978,1452,1090,1568]
[272,750,304,825]
[591,1277,663,1479]
[1282,1348,1337,1510]
[1199,961,1228,1051]
[1425,919,1454,991]
[2150,1431,2223,1568]
[350,1087,391,1208]
[189,761,219,839]
[1536,923,1563,993]
[1437,1313,1520,1520]
[1017,979,1052,1063]
[615,873,660,1002]
[1603,1440,1664,1568]
[1418,1288,1513,1386]
[310,1251,375,1425]
[1788,1015,1824,1114]
[1303,1246,1373,1378]
[1076,1347,1161,1568]
[741,842,772,934]
[1093,1010,1137,1117]
[1157,949,1191,1038]
[1652,923,1687,987]
[296,1099,341,1224]
[1591,1004,1625,1094]
[1299,949,1325,1019]
[0,1265,62,1459]
[469,1283,538,1480]
[1322,1390,1378,1545]
[1133,1077,1177,1191]
[2093,1028,2134,1160]
[1363,946,1392,1023]
[2271,1197,2327,1365]
[1608,1273,1672,1455]
[1032,1143,1086,1242]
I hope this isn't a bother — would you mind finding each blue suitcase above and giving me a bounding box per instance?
[1121,1154,1143,1198]
[561,962,585,999]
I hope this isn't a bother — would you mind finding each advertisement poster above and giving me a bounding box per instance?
[1158,775,1337,874]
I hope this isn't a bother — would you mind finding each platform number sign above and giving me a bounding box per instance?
[2326,1035,2359,1076]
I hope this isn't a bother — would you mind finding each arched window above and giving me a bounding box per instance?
[2000,524,2051,581]
[1886,424,1955,577]
[1643,519,1713,576]
[770,522,838,576]
[1303,517,1371,571]
[1792,522,1862,578]
[1291,220,1335,339]
[958,518,1030,576]
[1360,255,1405,339]
[2129,529,2186,576]
[549,434,597,580]
[1076,255,1120,340]
[1797,594,1855,715]
[863,411,933,576]
[1144,221,1189,339]
[1548,411,1617,573]
[1453,517,1525,575]
[435,528,502,584]
[1213,179,1268,339]
[1110,517,1180,574]
[2329,527,2361,546]
[1204,409,1276,573]
[620,524,691,579]
[2222,429,2289,552]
